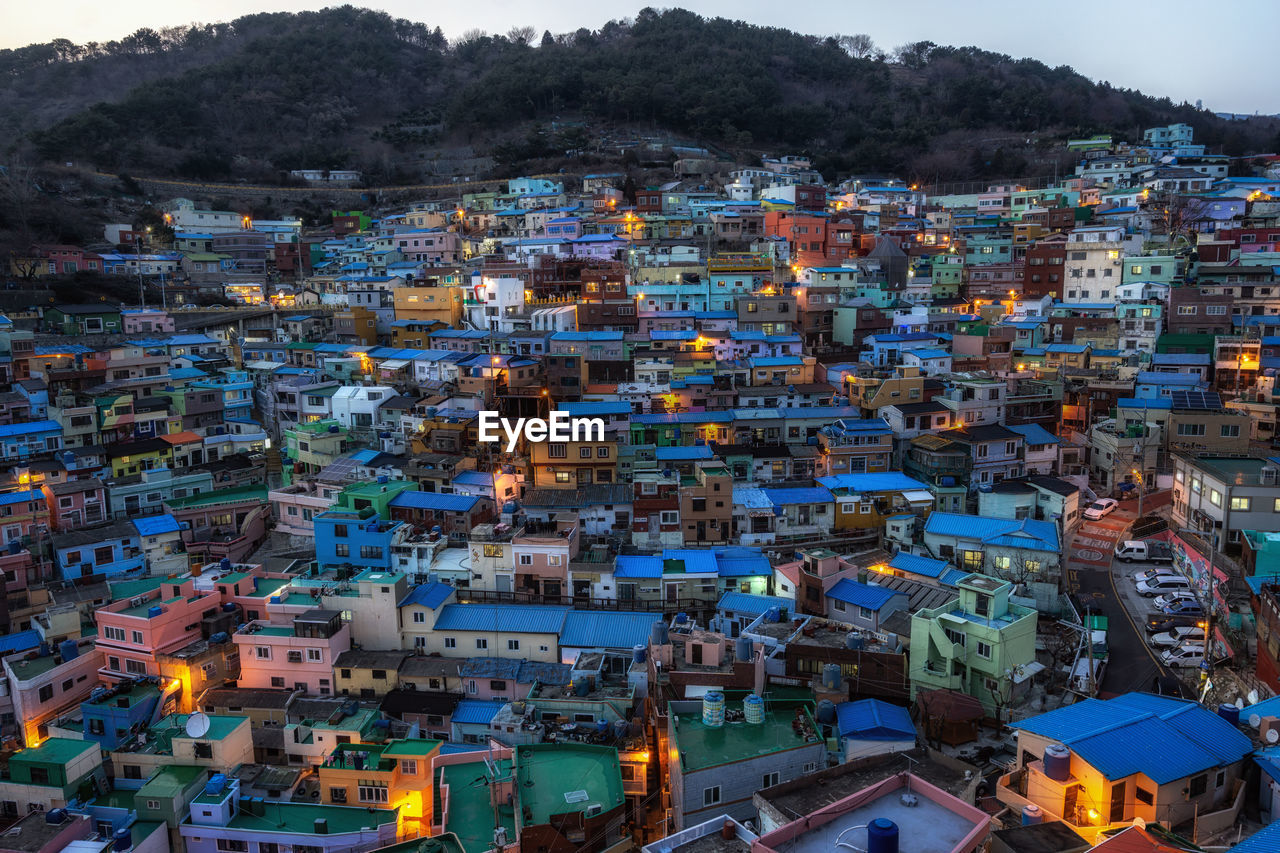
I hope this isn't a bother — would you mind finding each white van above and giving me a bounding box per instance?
[1136,576,1192,597]
[1160,643,1205,668]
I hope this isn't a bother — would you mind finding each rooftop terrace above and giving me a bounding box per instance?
[672,707,820,772]
[516,743,625,826]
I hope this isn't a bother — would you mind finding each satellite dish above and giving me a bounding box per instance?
[185,712,211,738]
[1249,714,1263,729]
[1236,698,1245,709]
[1249,690,1261,705]
[1266,728,1279,745]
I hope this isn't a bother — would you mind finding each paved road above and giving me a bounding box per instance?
[1065,498,1174,695]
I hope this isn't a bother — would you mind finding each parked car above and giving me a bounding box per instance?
[1133,568,1178,585]
[1084,498,1119,520]
[1153,591,1198,609]
[1146,614,1202,635]
[1161,642,1206,668]
[1163,600,1205,617]
[1150,626,1206,648]
[1136,576,1192,597]
[1115,540,1175,563]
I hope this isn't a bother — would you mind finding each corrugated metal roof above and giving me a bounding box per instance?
[132,514,180,536]
[613,556,663,578]
[0,420,60,438]
[459,657,522,679]
[1225,823,1280,853]
[450,699,507,725]
[717,592,791,617]
[560,611,655,649]
[763,486,833,506]
[715,549,772,578]
[432,604,569,635]
[398,582,454,610]
[1011,693,1253,784]
[0,629,40,655]
[391,492,481,513]
[924,512,1059,552]
[826,579,904,611]
[888,552,949,579]
[836,699,916,740]
[662,549,719,575]
[817,473,931,494]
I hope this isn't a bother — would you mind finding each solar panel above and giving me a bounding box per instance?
[1169,390,1222,411]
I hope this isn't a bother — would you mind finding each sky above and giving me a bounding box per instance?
[5,0,1277,115]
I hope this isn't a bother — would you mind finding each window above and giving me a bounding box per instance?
[703,786,721,806]
[1206,305,1227,315]
[548,444,567,458]
[508,639,520,651]
[444,637,456,648]
[476,638,488,650]
[104,626,125,642]
[216,841,248,853]
[359,545,383,559]
[413,611,426,623]
[490,680,507,691]
[1230,497,1250,511]
[519,554,533,566]
[358,784,389,804]
[1136,786,1154,806]
[193,741,213,759]
[334,544,350,558]
[287,651,303,664]
[271,677,285,687]
[976,641,993,659]
[38,685,53,702]
[256,647,271,660]
[762,772,780,788]
[944,628,966,648]
[1188,774,1207,797]
[399,759,418,775]
[1221,424,1240,438]
[1209,489,1222,507]
[334,524,348,538]
[1176,423,1206,437]
[126,659,147,675]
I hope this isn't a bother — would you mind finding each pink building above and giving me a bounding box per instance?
[95,577,221,683]
[269,481,335,537]
[121,308,176,334]
[42,477,108,530]
[512,518,580,597]
[3,638,103,745]
[233,610,350,695]
[165,486,271,564]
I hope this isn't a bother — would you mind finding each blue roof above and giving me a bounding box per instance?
[390,492,481,513]
[1135,371,1203,386]
[452,471,494,487]
[924,512,1059,552]
[0,489,43,506]
[655,446,714,461]
[714,548,772,578]
[816,473,930,494]
[557,402,631,417]
[1011,693,1253,785]
[459,657,522,679]
[662,549,719,574]
[763,486,833,506]
[131,514,180,536]
[826,579,904,611]
[1151,353,1211,366]
[1005,423,1061,446]
[450,699,506,725]
[398,582,454,610]
[0,629,40,655]
[560,611,656,649]
[432,603,569,635]
[888,552,949,579]
[836,699,916,740]
[1045,343,1087,354]
[613,556,664,579]
[1227,823,1280,853]
[0,420,60,438]
[1242,694,1280,720]
[1117,397,1173,410]
[717,592,792,617]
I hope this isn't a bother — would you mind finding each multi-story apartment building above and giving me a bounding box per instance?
[234,610,350,695]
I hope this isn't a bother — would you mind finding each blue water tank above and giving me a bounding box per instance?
[58,639,79,661]
[328,424,340,433]
[632,645,647,664]
[596,719,610,734]
[6,540,19,555]
[210,632,230,645]
[38,642,50,657]
[147,606,163,618]
[765,607,781,623]
[220,558,232,571]
[846,632,865,651]
[502,501,519,514]
[866,818,899,853]
[205,773,227,796]
[1218,703,1241,727]
[112,826,132,851]
[44,808,67,825]
[1043,744,1071,782]
[815,698,836,725]
[222,602,237,612]
[675,612,688,625]
[1022,804,1044,825]
[940,476,956,487]
[377,475,389,484]
[650,621,668,646]
[822,663,842,690]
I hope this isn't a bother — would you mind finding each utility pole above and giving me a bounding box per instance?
[134,234,146,309]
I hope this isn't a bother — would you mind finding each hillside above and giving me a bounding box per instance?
[2,6,1278,183]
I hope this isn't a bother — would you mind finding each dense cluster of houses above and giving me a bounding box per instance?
[0,124,1279,852]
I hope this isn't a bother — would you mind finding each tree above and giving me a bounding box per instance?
[506,26,536,47]
[1140,188,1215,246]
[837,34,876,59]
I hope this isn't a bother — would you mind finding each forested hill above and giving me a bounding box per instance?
[3,6,1276,183]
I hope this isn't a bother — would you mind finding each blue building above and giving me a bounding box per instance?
[81,679,172,749]
[51,518,146,580]
[0,420,62,462]
[312,508,407,572]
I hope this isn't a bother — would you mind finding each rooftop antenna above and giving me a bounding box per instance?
[185,712,211,738]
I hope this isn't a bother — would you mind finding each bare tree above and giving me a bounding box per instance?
[506,26,537,47]
[837,33,877,60]
[1139,188,1215,246]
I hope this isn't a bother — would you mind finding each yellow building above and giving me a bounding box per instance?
[530,439,619,489]
[393,286,464,327]
[333,650,410,699]
[818,472,936,532]
[318,739,441,837]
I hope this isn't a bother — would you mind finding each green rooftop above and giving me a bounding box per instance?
[12,737,95,766]
[381,738,442,758]
[139,764,207,797]
[672,709,820,772]
[242,577,288,599]
[94,790,139,811]
[368,833,467,853]
[223,800,396,835]
[443,760,515,853]
[90,683,160,709]
[164,485,267,510]
[7,652,69,680]
[109,576,166,601]
[120,596,183,618]
[288,419,346,436]
[250,625,295,637]
[218,571,251,586]
[515,744,624,826]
